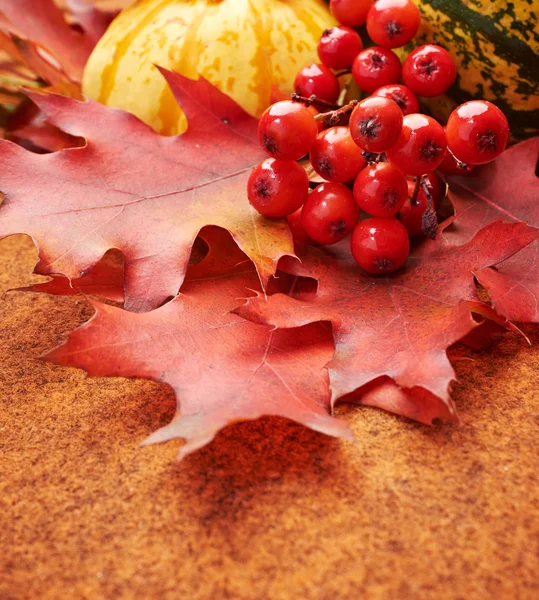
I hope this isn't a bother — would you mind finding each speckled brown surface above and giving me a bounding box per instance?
[1,235,538,600]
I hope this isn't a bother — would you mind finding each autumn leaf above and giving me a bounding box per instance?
[236,221,538,422]
[58,0,119,45]
[446,138,539,323]
[0,69,294,312]
[0,0,94,82]
[5,97,82,152]
[45,228,352,459]
[18,249,124,302]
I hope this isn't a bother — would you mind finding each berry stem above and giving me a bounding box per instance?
[314,99,359,126]
[334,69,352,77]
[420,175,438,240]
[338,76,354,107]
[410,176,421,204]
[361,151,382,164]
[447,146,469,170]
[291,93,340,110]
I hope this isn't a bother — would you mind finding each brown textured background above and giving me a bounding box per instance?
[1,235,538,600]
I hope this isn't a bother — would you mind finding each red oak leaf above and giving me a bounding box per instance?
[6,98,83,152]
[446,138,539,322]
[18,249,124,303]
[0,30,76,88]
[236,221,537,422]
[45,228,352,459]
[0,0,94,82]
[61,0,118,45]
[353,379,456,425]
[0,70,294,312]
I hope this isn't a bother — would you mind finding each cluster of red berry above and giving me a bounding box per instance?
[247,0,510,275]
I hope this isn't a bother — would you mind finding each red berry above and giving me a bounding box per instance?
[352,46,402,94]
[258,100,318,161]
[372,84,420,115]
[386,113,447,176]
[402,44,456,98]
[330,0,373,28]
[353,162,408,217]
[318,26,363,70]
[398,180,428,237]
[247,158,309,218]
[351,218,410,274]
[295,63,341,104]
[302,182,359,245]
[287,206,313,244]
[366,0,421,49]
[310,126,366,183]
[349,96,403,153]
[445,100,509,165]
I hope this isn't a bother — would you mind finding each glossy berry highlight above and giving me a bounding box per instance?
[386,113,447,176]
[349,96,403,153]
[330,0,373,28]
[318,26,363,70]
[446,100,509,165]
[352,46,402,94]
[366,0,421,49]
[402,44,456,98]
[353,163,408,217]
[302,182,359,245]
[248,158,309,218]
[310,126,366,183]
[294,63,341,104]
[351,218,410,274]
[372,84,420,116]
[258,100,318,161]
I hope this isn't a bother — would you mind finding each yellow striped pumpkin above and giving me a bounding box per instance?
[398,0,539,139]
[82,0,335,135]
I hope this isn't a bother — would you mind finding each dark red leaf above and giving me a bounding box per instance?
[19,249,124,302]
[45,228,352,458]
[236,221,537,422]
[0,70,294,312]
[447,138,539,322]
[0,0,94,81]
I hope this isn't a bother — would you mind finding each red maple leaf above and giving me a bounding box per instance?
[45,228,352,459]
[236,221,537,422]
[446,138,539,323]
[0,70,294,312]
